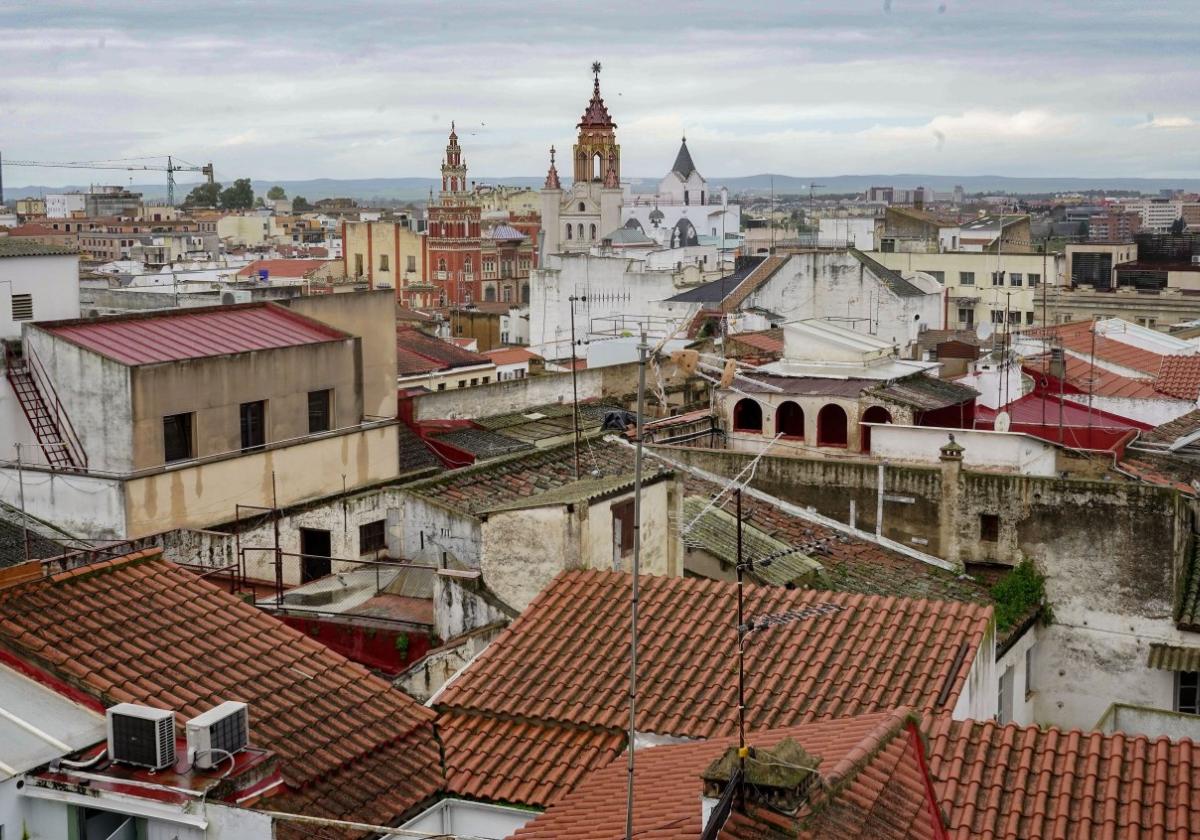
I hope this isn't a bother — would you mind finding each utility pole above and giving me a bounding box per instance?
[625,331,648,840]
[569,294,586,480]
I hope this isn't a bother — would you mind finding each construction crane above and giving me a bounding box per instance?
[0,154,214,207]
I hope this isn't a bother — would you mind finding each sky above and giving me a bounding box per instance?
[2,0,1199,187]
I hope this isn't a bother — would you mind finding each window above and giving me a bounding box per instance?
[577,224,584,240]
[1008,310,1021,324]
[308,389,332,434]
[1028,273,1040,287]
[991,271,1004,286]
[1177,672,1200,715]
[997,665,1014,724]
[458,380,466,388]
[923,270,945,283]
[482,376,489,384]
[590,223,597,240]
[407,255,416,272]
[1025,645,1035,699]
[438,258,447,272]
[502,287,512,303]
[732,398,763,433]
[776,401,804,438]
[959,271,975,286]
[240,400,266,452]
[1026,312,1035,326]
[579,202,586,212]
[816,404,848,448]
[437,382,446,391]
[612,499,635,566]
[163,413,194,463]
[470,377,478,386]
[354,254,364,276]
[958,308,975,326]
[979,513,999,542]
[1009,273,1022,286]
[566,223,573,240]
[10,293,33,321]
[379,254,389,271]
[991,310,1004,324]
[359,519,386,555]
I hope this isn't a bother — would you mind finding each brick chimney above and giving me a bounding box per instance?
[700,738,820,831]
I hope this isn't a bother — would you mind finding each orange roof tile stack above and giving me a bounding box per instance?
[0,550,441,831]
[929,716,1200,839]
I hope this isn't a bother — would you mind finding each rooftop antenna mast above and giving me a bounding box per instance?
[624,330,648,840]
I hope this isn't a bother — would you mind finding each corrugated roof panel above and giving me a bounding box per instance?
[39,304,348,365]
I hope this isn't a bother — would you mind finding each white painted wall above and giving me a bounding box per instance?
[0,465,126,538]
[951,622,997,721]
[818,217,876,249]
[996,626,1038,727]
[869,425,1060,477]
[1059,394,1194,429]
[401,494,481,568]
[402,798,534,839]
[1,253,80,340]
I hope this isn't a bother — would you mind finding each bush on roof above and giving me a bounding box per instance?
[991,559,1049,633]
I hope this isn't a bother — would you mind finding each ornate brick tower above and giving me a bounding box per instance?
[427,123,482,305]
[541,62,624,255]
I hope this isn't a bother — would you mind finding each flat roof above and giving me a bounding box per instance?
[37,302,350,365]
[0,663,105,779]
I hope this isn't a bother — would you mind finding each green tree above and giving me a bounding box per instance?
[182,181,221,208]
[1171,217,1186,235]
[267,185,287,200]
[219,178,255,210]
[292,195,312,212]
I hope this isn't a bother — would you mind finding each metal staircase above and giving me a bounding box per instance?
[4,342,87,470]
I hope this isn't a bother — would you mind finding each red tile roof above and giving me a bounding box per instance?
[513,709,946,840]
[929,716,1200,840]
[439,712,624,807]
[235,258,330,279]
[1031,321,1171,376]
[5,223,65,237]
[437,571,992,739]
[39,303,348,365]
[483,347,542,366]
[0,550,441,826]
[1155,355,1200,400]
[1023,355,1160,399]
[396,326,491,375]
[730,329,784,356]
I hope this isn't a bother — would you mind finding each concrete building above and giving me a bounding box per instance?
[540,65,623,255]
[44,192,86,218]
[0,239,79,340]
[396,325,497,392]
[342,216,429,303]
[83,186,142,219]
[1119,197,1183,232]
[216,212,271,247]
[621,138,740,247]
[0,293,399,542]
[872,249,1064,331]
[1088,210,1141,242]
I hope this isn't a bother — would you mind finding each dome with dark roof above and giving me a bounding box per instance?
[671,137,697,180]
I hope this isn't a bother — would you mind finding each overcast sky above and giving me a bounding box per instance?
[3,0,1199,187]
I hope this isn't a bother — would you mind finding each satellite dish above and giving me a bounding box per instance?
[976,320,994,342]
[995,410,1011,433]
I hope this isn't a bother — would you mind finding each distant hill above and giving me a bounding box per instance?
[9,173,1200,203]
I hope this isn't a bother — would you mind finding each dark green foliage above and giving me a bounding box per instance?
[220,178,255,210]
[991,559,1048,632]
[183,181,221,207]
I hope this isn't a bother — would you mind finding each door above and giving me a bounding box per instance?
[300,528,332,583]
[997,665,1014,724]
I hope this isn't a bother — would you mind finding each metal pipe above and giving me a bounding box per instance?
[625,331,648,840]
[15,444,26,563]
[736,488,745,798]
[875,461,885,538]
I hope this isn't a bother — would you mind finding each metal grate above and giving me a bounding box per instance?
[207,705,248,756]
[111,713,174,768]
[10,293,32,321]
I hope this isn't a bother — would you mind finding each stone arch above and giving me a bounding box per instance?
[859,405,892,453]
[776,401,804,438]
[733,398,763,433]
[817,404,848,448]
[671,218,698,249]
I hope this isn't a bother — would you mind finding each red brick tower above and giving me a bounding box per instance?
[427,123,483,305]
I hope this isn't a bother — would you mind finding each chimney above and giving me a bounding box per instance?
[700,738,820,831]
[938,434,965,569]
[1049,346,1065,383]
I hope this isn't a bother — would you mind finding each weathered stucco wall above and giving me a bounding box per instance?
[0,465,126,538]
[25,326,134,474]
[130,338,363,470]
[400,495,482,569]
[122,423,398,538]
[481,505,575,611]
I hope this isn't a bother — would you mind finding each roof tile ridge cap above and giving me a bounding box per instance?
[818,707,919,790]
[47,548,164,584]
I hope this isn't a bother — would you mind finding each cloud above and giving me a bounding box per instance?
[1136,115,1196,130]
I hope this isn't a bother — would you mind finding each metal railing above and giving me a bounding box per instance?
[5,342,88,471]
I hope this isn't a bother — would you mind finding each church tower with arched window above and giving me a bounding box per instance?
[427,123,483,305]
[540,63,624,256]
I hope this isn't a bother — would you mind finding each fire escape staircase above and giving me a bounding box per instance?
[4,343,87,471]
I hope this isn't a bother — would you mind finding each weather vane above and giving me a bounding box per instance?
[592,61,602,78]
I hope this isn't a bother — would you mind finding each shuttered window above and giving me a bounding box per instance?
[11,293,33,321]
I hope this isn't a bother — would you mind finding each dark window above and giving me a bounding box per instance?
[1177,672,1199,715]
[612,499,635,563]
[359,519,386,555]
[980,513,1000,542]
[379,254,389,271]
[991,272,1004,286]
[163,413,194,463]
[776,401,804,438]
[959,271,975,286]
[1028,273,1040,287]
[732,398,763,433]
[1009,272,1022,287]
[406,255,416,272]
[354,254,364,276]
[308,389,332,434]
[240,400,266,451]
[299,528,332,583]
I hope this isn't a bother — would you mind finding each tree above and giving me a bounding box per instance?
[292,195,312,212]
[219,178,254,210]
[182,182,221,208]
[267,185,287,201]
[1171,217,1187,235]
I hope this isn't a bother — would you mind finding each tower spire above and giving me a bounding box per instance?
[544,145,561,190]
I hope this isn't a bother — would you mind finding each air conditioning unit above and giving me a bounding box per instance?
[1191,255,1200,265]
[186,701,250,770]
[107,704,176,770]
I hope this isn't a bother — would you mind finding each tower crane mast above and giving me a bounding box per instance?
[0,154,214,206]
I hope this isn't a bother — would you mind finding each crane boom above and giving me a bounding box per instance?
[1,155,214,207]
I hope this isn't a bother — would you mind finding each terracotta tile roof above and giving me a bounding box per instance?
[1118,457,1197,496]
[730,329,784,355]
[929,715,1200,840]
[235,258,330,279]
[483,346,541,366]
[437,571,991,739]
[1139,408,1200,445]
[396,326,491,374]
[1031,321,1170,376]
[1177,539,1200,632]
[38,303,348,365]
[1024,354,1161,399]
[512,709,944,840]
[1156,355,1200,400]
[439,712,625,807]
[0,238,78,257]
[723,255,789,313]
[0,550,441,825]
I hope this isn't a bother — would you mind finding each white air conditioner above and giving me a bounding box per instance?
[107,704,176,770]
[1191,255,1200,265]
[186,701,250,770]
